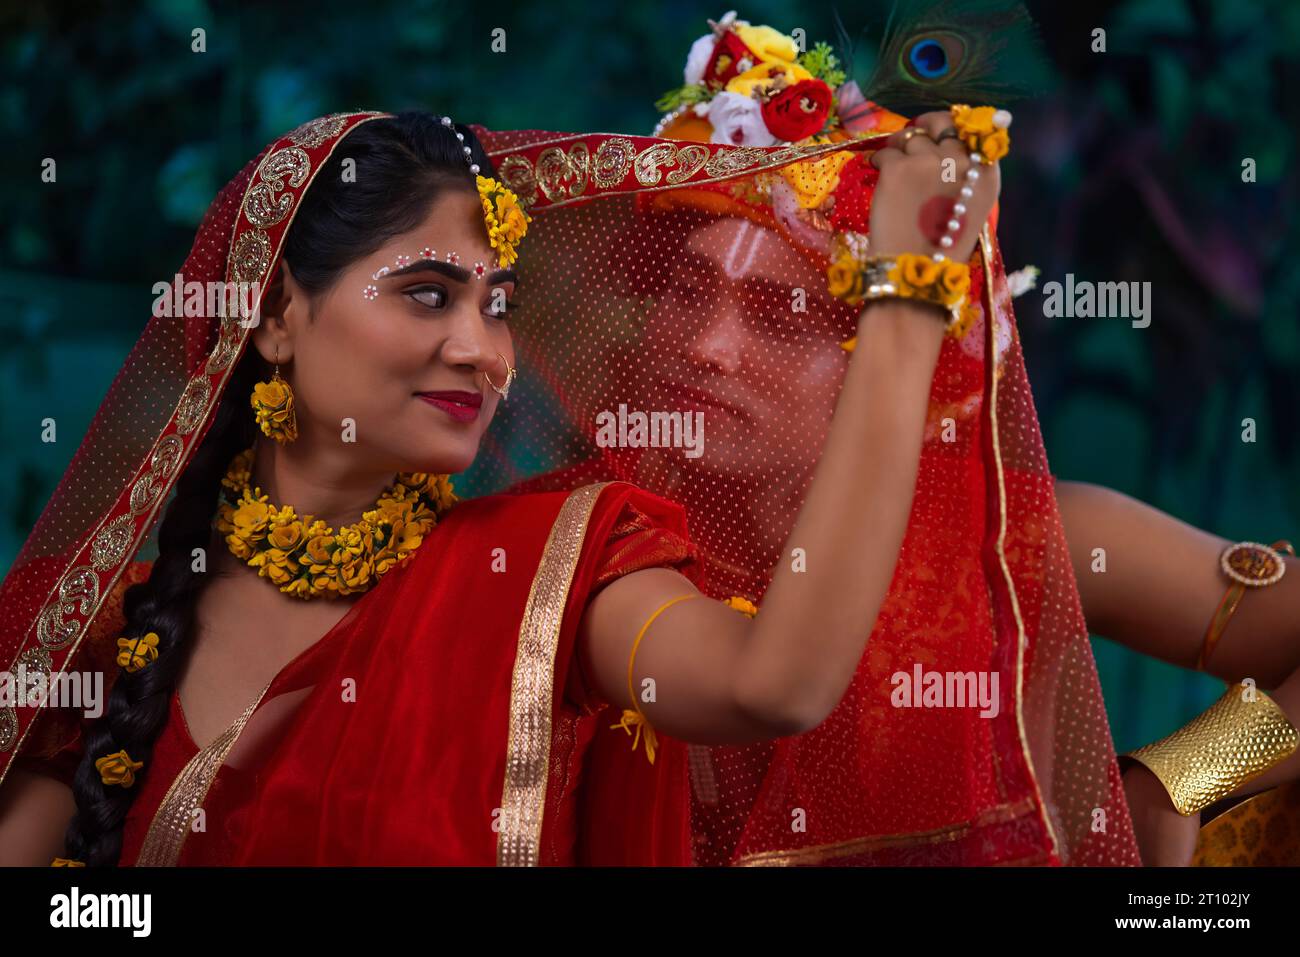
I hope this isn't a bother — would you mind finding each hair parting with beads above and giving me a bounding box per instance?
[62,112,498,866]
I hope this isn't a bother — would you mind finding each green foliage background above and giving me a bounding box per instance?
[3,0,1298,749]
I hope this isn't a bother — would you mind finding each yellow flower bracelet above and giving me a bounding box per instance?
[829,252,972,350]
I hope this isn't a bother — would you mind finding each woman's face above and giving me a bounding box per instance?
[639,217,851,478]
[256,187,516,477]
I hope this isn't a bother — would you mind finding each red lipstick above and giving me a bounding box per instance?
[416,390,481,423]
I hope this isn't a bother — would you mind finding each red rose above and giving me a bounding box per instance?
[828,155,877,234]
[705,31,759,90]
[761,79,833,142]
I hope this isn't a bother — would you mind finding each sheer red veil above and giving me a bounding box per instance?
[0,102,1140,865]
[465,116,1142,864]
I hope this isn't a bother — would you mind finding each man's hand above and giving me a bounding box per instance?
[868,110,1000,263]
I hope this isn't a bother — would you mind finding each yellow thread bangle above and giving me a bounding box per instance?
[610,592,703,765]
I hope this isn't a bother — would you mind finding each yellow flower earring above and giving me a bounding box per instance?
[250,345,298,444]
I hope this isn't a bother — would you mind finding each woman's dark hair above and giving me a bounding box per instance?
[63,111,496,866]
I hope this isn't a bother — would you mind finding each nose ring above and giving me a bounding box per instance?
[482,352,517,400]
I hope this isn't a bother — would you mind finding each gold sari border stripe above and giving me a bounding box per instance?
[733,795,1043,867]
[980,225,1061,861]
[496,481,615,866]
[135,681,273,866]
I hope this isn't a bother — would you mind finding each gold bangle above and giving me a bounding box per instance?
[1196,539,1293,672]
[609,593,703,765]
[1122,684,1299,816]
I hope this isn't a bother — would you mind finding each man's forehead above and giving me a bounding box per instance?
[684,218,816,283]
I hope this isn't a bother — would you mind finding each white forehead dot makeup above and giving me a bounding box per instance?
[364,246,507,301]
[722,221,761,280]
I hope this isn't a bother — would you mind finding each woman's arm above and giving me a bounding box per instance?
[578,108,994,745]
[579,300,946,744]
[1054,478,1300,687]
[0,769,78,866]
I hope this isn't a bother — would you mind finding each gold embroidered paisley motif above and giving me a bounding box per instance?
[534,143,591,203]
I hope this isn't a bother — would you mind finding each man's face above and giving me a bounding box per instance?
[638,217,853,478]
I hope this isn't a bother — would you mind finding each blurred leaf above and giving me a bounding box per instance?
[9,222,48,264]
[156,143,218,226]
[1153,52,1190,140]
[147,0,212,34]
[1111,0,1196,43]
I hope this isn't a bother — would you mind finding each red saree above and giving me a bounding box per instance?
[16,481,698,865]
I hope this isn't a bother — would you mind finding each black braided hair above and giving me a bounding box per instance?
[62,111,498,866]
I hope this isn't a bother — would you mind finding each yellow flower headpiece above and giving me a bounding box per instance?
[476,175,531,269]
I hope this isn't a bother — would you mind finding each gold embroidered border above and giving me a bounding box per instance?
[0,113,389,787]
[135,681,273,866]
[734,795,1043,866]
[496,481,615,866]
[492,133,885,211]
[980,225,1061,860]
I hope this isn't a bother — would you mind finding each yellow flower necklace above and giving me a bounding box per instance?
[214,446,458,600]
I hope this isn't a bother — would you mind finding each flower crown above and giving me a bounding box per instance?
[654,10,896,145]
[648,12,910,268]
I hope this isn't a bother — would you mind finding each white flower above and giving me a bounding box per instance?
[684,33,716,85]
[707,91,777,147]
[1006,265,1040,298]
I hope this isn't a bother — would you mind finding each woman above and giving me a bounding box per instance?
[475,15,1300,866]
[0,103,1004,866]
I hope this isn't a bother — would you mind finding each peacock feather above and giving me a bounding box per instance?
[838,0,1054,121]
